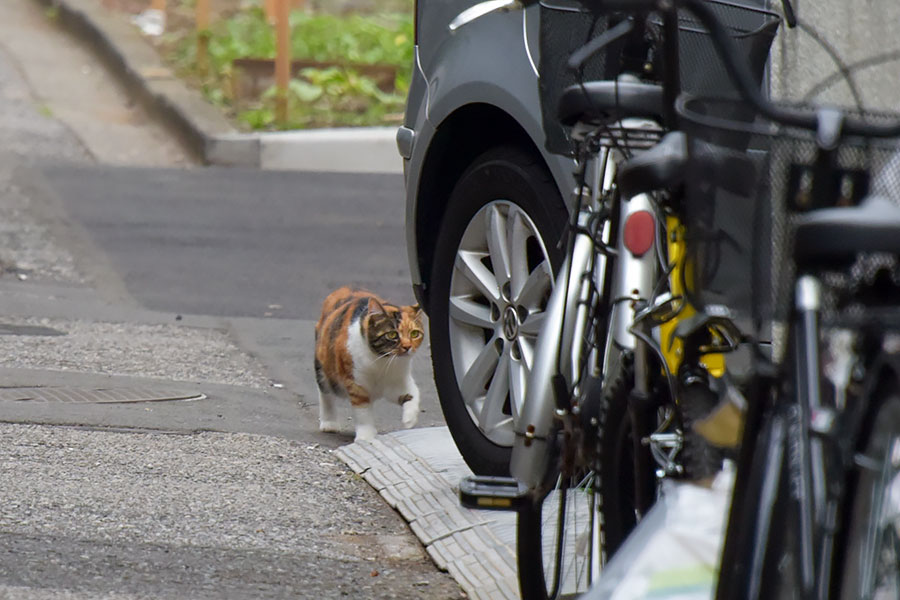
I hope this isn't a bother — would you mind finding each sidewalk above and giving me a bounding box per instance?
[33,0,402,173]
[338,430,520,600]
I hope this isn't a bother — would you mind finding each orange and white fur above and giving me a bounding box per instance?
[314,287,424,441]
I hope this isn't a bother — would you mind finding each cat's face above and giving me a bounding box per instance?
[364,300,424,357]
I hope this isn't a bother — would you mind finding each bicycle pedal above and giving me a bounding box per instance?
[459,475,529,511]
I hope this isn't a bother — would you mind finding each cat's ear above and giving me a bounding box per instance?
[367,297,388,315]
[408,304,424,319]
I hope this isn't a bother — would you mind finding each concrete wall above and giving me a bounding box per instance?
[769,0,900,111]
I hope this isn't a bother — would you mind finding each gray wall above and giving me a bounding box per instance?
[769,0,900,111]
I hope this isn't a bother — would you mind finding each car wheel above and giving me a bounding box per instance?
[429,145,567,475]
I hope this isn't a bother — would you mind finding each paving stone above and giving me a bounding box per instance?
[412,510,450,544]
[378,486,401,509]
[334,446,365,474]
[395,497,419,522]
[496,574,520,600]
[428,538,460,571]
[481,544,517,585]
[368,438,413,467]
[362,467,388,491]
[457,527,496,555]
[465,556,494,587]
[379,464,407,487]
[425,541,450,572]
[432,536,466,564]
[334,428,520,600]
[402,472,446,496]
[343,442,377,469]
[391,480,415,502]
[380,436,420,462]
[471,584,502,600]
[490,584,519,600]
[447,559,481,594]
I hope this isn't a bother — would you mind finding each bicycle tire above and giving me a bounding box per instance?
[595,359,649,560]
[517,463,599,600]
[835,369,900,600]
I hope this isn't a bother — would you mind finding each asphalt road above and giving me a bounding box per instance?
[15,162,447,440]
[35,165,416,319]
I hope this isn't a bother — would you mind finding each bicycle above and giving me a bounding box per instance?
[454,0,782,597]
[667,4,900,598]
[460,0,900,598]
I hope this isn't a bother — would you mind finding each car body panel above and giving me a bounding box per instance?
[400,1,576,303]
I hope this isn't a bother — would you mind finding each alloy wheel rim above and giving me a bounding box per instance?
[448,200,554,446]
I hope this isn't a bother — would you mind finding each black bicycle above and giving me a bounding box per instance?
[582,0,900,597]
[457,0,900,597]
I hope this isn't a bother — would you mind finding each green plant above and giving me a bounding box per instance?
[163,5,413,130]
[238,66,406,130]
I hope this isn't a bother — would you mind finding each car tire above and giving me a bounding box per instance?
[428,144,568,476]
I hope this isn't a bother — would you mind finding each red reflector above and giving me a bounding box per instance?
[623,210,655,257]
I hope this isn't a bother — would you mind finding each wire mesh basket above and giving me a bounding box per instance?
[676,95,900,337]
[538,0,780,156]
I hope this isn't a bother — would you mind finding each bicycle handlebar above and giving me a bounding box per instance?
[580,0,900,138]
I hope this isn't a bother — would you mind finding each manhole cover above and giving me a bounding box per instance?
[0,324,66,336]
[0,387,206,404]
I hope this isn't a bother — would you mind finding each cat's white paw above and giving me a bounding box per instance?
[401,398,419,429]
[355,424,378,442]
[319,420,341,433]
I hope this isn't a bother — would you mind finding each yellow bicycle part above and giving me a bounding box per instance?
[658,216,725,377]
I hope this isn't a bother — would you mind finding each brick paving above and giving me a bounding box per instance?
[336,428,520,600]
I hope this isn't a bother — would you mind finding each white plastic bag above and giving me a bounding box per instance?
[131,9,166,37]
[583,463,735,600]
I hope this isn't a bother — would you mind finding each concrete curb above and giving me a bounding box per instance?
[210,127,402,173]
[336,428,520,600]
[35,0,403,173]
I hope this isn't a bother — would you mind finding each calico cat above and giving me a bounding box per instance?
[314,287,424,441]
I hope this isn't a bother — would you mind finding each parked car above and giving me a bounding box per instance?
[397,0,594,476]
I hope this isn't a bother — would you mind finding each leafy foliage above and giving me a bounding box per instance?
[164,5,413,129]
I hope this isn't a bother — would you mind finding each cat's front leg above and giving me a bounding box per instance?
[352,403,377,441]
[349,386,377,442]
[399,379,420,429]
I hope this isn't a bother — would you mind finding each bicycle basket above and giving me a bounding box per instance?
[539,0,780,156]
[677,95,900,339]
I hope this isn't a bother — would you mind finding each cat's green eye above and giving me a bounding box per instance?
[386,331,399,340]
[410,330,422,339]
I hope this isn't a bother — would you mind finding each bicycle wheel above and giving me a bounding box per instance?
[517,467,600,600]
[837,376,900,600]
[595,360,651,559]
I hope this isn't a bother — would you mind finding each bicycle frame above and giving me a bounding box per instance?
[716,275,862,600]
[510,129,726,493]
[509,136,666,491]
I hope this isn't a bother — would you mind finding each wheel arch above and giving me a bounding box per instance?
[414,103,555,313]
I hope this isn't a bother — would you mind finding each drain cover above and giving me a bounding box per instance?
[0,387,206,404]
[0,324,66,336]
